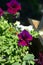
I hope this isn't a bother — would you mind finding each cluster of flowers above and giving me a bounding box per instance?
[0,0,43,65]
[0,0,21,16]
[14,21,33,46]
[15,22,43,65]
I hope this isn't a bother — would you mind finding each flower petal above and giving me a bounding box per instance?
[18,39,28,46]
[6,0,21,14]
[7,7,17,14]
[0,8,4,16]
[18,30,33,47]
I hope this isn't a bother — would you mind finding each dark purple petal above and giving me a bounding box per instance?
[18,30,33,47]
[18,39,29,46]
[27,35,33,41]
[6,0,17,7]
[38,52,43,65]
[39,52,43,59]
[20,30,33,41]
[7,7,17,14]
[0,8,4,16]
[6,0,21,14]
[35,52,43,65]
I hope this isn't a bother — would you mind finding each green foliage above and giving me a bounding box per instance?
[30,30,39,38]
[23,54,35,65]
[0,17,35,65]
[12,62,21,65]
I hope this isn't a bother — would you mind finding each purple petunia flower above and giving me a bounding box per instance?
[6,0,21,14]
[37,52,43,65]
[0,8,4,16]
[35,52,43,65]
[18,30,33,46]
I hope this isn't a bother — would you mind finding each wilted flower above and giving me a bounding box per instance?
[0,8,4,16]
[18,30,33,46]
[6,0,21,14]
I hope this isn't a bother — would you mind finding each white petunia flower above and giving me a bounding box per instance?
[14,21,20,26]
[26,25,33,31]
[17,25,25,30]
[17,24,33,31]
[14,21,34,31]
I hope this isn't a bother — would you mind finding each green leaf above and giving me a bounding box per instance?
[1,63,5,65]
[12,62,21,65]
[22,61,26,65]
[30,61,35,65]
[30,30,39,38]
[23,54,34,61]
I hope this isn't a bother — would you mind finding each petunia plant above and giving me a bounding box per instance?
[0,0,39,65]
[0,0,21,23]
[0,16,38,65]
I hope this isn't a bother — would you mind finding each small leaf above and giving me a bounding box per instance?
[30,61,35,65]
[12,62,21,65]
[22,61,26,65]
[23,54,34,61]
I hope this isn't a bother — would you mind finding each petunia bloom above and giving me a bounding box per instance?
[37,52,43,65]
[0,8,4,16]
[18,30,33,46]
[6,0,21,14]
[35,52,43,65]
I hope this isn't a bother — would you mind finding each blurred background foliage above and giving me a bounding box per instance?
[18,0,43,20]
[0,0,43,20]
